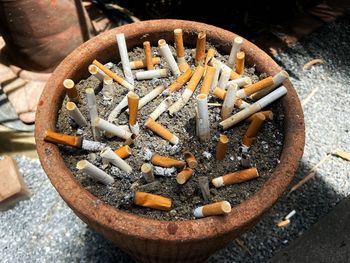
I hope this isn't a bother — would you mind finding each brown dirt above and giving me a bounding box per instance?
[56,43,284,220]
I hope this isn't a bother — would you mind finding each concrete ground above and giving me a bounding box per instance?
[1,15,350,263]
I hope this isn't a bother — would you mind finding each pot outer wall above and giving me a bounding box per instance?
[35,19,305,263]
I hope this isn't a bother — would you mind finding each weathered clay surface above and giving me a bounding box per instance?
[35,19,305,263]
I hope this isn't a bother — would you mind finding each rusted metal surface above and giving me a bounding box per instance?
[35,19,305,263]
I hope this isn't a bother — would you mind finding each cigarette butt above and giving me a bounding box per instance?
[235,99,251,109]
[198,176,210,201]
[184,151,198,168]
[63,79,79,103]
[124,133,137,146]
[130,57,161,69]
[334,148,350,161]
[204,48,216,69]
[178,62,190,73]
[213,87,226,100]
[143,41,154,70]
[228,36,243,68]
[174,28,185,59]
[168,68,193,93]
[44,130,82,148]
[100,147,132,173]
[187,65,205,92]
[88,64,105,82]
[200,66,216,95]
[277,219,290,228]
[216,134,229,160]
[235,51,245,75]
[246,111,273,122]
[230,70,240,80]
[285,210,296,220]
[141,163,155,183]
[76,160,114,185]
[114,145,132,159]
[212,167,259,188]
[158,39,181,76]
[151,154,186,169]
[92,59,134,91]
[145,118,179,145]
[195,32,206,66]
[135,69,168,80]
[176,168,194,184]
[194,201,231,218]
[66,101,88,127]
[236,76,274,99]
[134,191,172,211]
[127,91,139,126]
[243,113,265,146]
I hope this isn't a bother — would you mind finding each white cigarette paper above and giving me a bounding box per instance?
[66,102,88,127]
[227,76,252,88]
[228,36,243,68]
[76,160,114,185]
[116,33,134,85]
[220,86,287,130]
[168,88,192,115]
[141,163,155,183]
[210,62,221,92]
[107,94,128,122]
[86,88,101,140]
[100,147,132,173]
[149,97,172,120]
[94,117,133,140]
[88,64,106,82]
[285,210,296,220]
[158,39,181,76]
[125,86,164,115]
[218,68,231,89]
[102,76,114,99]
[250,70,289,100]
[221,83,237,120]
[196,94,210,141]
[130,122,140,135]
[135,69,167,80]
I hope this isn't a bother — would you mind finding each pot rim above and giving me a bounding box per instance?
[35,19,304,242]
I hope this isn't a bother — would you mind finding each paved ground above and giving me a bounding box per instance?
[1,15,350,263]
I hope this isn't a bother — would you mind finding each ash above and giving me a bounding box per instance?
[56,41,284,220]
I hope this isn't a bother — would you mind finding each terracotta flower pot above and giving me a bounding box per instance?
[35,19,304,263]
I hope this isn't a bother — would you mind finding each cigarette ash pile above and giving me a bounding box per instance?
[52,29,287,220]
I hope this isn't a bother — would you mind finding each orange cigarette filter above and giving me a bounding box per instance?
[203,201,231,216]
[168,68,193,93]
[243,76,274,97]
[63,79,79,102]
[246,111,273,122]
[145,118,179,145]
[151,154,186,169]
[277,219,290,228]
[114,145,132,159]
[235,51,245,75]
[243,113,266,146]
[127,92,139,126]
[143,41,154,70]
[184,151,198,168]
[213,87,226,100]
[200,66,216,95]
[230,70,240,80]
[176,168,194,184]
[131,57,161,69]
[212,167,259,187]
[187,65,205,92]
[92,59,127,86]
[174,28,185,58]
[195,32,206,66]
[44,130,82,148]
[134,191,172,211]
[215,134,229,161]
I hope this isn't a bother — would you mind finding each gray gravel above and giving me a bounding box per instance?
[1,16,350,263]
